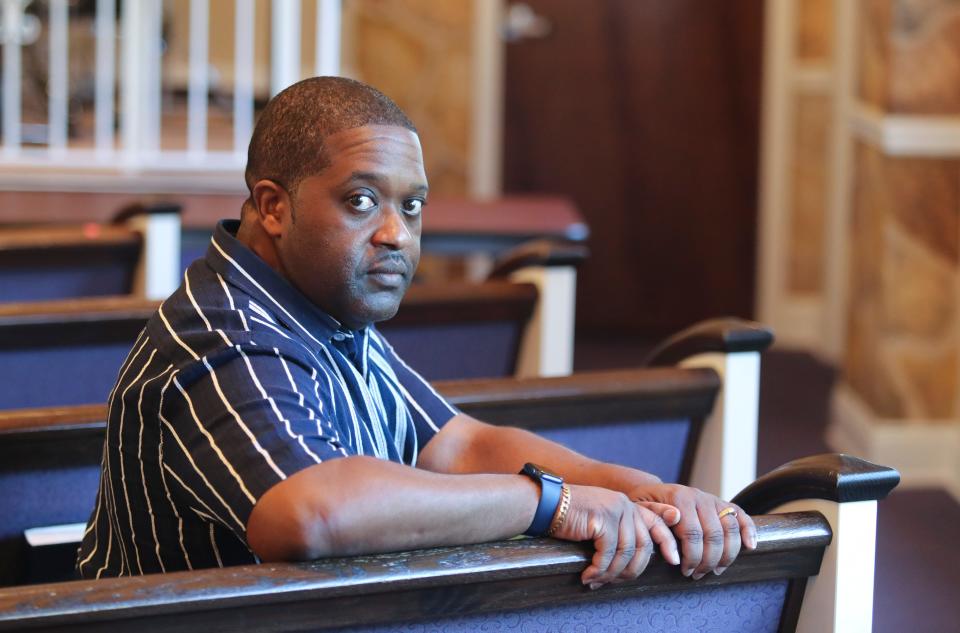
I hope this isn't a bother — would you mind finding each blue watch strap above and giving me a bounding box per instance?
[522,467,564,537]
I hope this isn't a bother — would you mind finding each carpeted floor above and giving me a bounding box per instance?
[574,337,960,632]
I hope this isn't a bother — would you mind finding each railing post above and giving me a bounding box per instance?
[315,0,341,76]
[233,0,255,155]
[271,0,301,95]
[2,0,23,155]
[94,0,116,155]
[187,0,210,157]
[47,0,69,153]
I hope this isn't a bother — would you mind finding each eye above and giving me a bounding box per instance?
[347,192,377,211]
[402,198,425,217]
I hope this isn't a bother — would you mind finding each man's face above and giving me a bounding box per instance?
[276,124,426,329]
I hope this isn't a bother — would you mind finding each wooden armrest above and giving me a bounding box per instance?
[0,297,158,348]
[0,512,830,632]
[643,317,774,367]
[487,238,589,279]
[0,224,140,252]
[732,453,901,515]
[436,367,720,428]
[0,404,107,439]
[110,202,183,224]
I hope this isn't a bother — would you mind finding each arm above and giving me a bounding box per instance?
[420,414,758,579]
[246,454,679,588]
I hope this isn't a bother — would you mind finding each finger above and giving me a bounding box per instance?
[714,509,742,574]
[674,502,703,577]
[734,504,758,550]
[635,501,681,526]
[601,512,637,584]
[639,506,679,566]
[620,508,654,580]
[582,516,616,587]
[693,503,724,579]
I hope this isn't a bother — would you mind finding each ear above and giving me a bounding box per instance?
[250,180,293,238]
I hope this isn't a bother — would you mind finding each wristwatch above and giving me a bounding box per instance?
[519,462,564,537]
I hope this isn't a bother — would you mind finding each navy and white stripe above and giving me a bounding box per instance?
[78,220,458,578]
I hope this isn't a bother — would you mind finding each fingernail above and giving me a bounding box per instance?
[713,566,727,576]
[692,572,706,580]
[682,567,694,577]
[589,582,602,591]
[669,547,680,565]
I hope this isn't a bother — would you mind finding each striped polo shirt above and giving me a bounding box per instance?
[77,220,458,578]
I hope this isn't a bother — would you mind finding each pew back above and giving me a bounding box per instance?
[0,225,141,302]
[0,282,537,410]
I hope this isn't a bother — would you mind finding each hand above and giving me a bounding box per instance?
[551,484,681,589]
[627,484,758,579]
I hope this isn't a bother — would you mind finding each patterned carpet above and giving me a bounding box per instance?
[574,339,960,633]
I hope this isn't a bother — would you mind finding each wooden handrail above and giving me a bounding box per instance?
[0,367,720,439]
[0,512,829,632]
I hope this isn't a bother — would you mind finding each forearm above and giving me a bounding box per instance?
[247,455,539,561]
[422,415,661,492]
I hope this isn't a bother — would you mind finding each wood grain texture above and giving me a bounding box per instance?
[0,512,829,633]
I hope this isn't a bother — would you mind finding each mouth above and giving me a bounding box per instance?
[366,262,409,289]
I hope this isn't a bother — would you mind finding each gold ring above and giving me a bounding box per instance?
[718,507,738,521]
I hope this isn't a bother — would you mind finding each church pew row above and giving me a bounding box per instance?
[0,203,182,302]
[0,366,721,587]
[0,453,900,633]
[0,280,538,411]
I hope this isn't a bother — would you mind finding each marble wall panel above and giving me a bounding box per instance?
[341,0,474,195]
[844,143,960,420]
[846,143,907,417]
[858,0,894,110]
[796,0,833,61]
[788,93,831,294]
[888,0,960,114]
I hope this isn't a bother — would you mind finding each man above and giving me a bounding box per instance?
[78,77,755,589]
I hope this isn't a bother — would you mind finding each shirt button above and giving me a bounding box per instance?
[332,333,347,342]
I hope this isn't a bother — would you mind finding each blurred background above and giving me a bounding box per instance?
[0,0,958,626]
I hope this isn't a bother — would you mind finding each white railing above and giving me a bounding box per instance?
[0,0,341,191]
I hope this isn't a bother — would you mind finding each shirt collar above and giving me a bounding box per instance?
[205,219,356,347]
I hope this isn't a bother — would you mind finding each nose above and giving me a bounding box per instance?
[372,205,413,250]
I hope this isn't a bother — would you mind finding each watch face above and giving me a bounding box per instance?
[523,462,562,483]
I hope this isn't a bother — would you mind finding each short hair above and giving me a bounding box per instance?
[244,76,417,197]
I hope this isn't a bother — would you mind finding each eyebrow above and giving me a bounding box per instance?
[342,171,429,195]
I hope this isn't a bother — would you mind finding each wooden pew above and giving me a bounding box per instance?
[0,281,539,409]
[0,203,181,303]
[0,454,900,633]
[0,367,721,587]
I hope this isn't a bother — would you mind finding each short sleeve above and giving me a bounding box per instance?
[158,343,349,537]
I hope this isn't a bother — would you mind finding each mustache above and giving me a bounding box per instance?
[367,252,412,274]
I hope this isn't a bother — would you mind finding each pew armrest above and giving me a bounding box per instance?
[487,238,589,279]
[0,512,830,632]
[732,453,901,515]
[110,201,183,224]
[642,318,774,367]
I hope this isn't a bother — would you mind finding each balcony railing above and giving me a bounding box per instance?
[0,0,341,191]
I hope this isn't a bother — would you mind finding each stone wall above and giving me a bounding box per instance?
[843,0,960,422]
[341,0,475,195]
[786,0,833,295]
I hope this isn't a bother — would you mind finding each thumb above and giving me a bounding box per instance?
[635,501,681,526]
